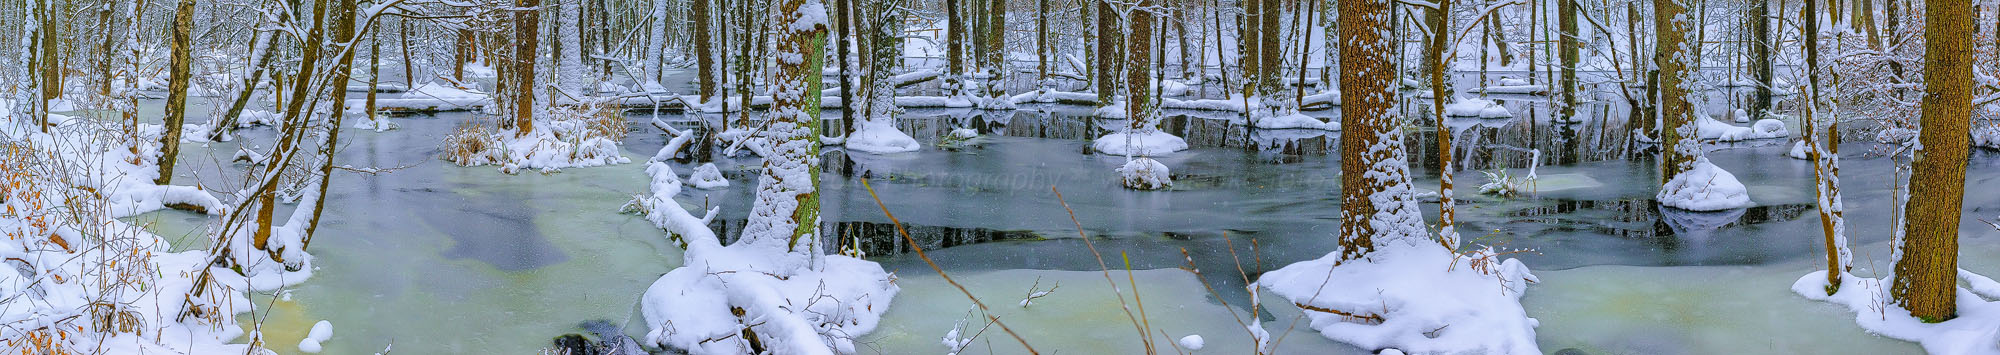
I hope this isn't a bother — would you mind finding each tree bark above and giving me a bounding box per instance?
[835,0,853,135]
[1891,0,1972,323]
[305,0,361,247]
[157,0,197,185]
[1749,0,1772,120]
[1655,0,1696,185]
[1557,0,1579,118]
[1130,0,1157,130]
[1096,0,1120,106]
[1429,0,1458,248]
[1038,0,1050,84]
[948,0,967,98]
[694,0,716,102]
[984,0,1007,100]
[1257,0,1280,104]
[515,0,541,135]
[744,0,829,271]
[1801,0,1849,294]
[1339,0,1421,261]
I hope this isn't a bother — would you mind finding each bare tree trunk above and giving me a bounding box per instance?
[1749,0,1772,120]
[1096,0,1120,106]
[213,20,281,141]
[305,0,361,246]
[39,1,62,103]
[1241,0,1259,97]
[984,0,1007,100]
[515,0,541,135]
[1257,0,1279,105]
[835,0,853,135]
[1130,0,1158,131]
[949,0,967,98]
[694,0,716,103]
[157,0,197,185]
[1891,0,1972,323]
[1655,0,1696,185]
[1557,0,1578,119]
[1856,0,1880,49]
[1039,0,1050,84]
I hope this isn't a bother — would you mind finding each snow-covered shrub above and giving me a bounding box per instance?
[1478,169,1530,197]
[440,106,633,174]
[1118,157,1173,190]
[441,123,504,166]
[687,163,729,189]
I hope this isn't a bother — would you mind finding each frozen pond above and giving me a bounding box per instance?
[117,78,2000,354]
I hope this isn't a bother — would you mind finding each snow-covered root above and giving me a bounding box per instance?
[1793,271,2000,355]
[1093,130,1188,157]
[1444,98,1514,118]
[1789,140,1812,160]
[627,163,897,355]
[1117,157,1172,190]
[1256,242,1541,354]
[844,120,920,154]
[1656,156,1753,211]
[687,163,729,189]
[1695,113,1788,141]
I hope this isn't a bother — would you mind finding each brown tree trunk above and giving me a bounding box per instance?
[1802,0,1848,294]
[1558,0,1578,118]
[1750,0,1772,120]
[1257,0,1279,103]
[1096,0,1120,106]
[157,0,197,185]
[984,0,1007,100]
[1241,0,1259,96]
[39,2,62,102]
[1338,0,1408,261]
[1130,0,1157,129]
[1429,0,1458,248]
[1891,0,1972,323]
[835,0,853,135]
[455,29,474,83]
[695,0,717,102]
[306,0,361,247]
[213,30,280,141]
[1655,0,1696,185]
[514,0,541,136]
[1857,0,1881,49]
[1039,0,1051,84]
[949,0,967,98]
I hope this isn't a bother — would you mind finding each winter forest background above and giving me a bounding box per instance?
[1,0,1999,353]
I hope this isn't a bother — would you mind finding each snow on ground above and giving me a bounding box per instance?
[1257,242,1541,354]
[0,113,307,354]
[1117,157,1172,190]
[1794,271,2000,355]
[1444,98,1514,118]
[845,120,922,153]
[363,82,492,112]
[1695,114,1788,141]
[687,163,730,189]
[1790,140,1812,160]
[1657,156,1753,211]
[628,162,898,354]
[1092,130,1189,157]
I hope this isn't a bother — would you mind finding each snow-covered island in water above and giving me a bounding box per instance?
[4,0,1998,354]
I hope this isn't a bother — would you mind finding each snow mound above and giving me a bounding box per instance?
[1093,130,1189,157]
[1657,157,1753,211]
[844,120,921,153]
[1789,141,1811,160]
[1118,158,1173,190]
[1794,271,2000,355]
[1696,114,1787,141]
[628,162,899,355]
[1258,242,1540,354]
[688,163,729,189]
[1444,98,1513,118]
[1178,335,1205,351]
[1256,113,1340,130]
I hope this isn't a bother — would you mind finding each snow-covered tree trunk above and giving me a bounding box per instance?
[1891,0,1973,323]
[37,0,61,103]
[157,0,196,185]
[744,0,829,273]
[1427,0,1458,248]
[644,0,669,88]
[1800,0,1850,294]
[1557,0,1578,119]
[1653,0,1696,185]
[981,0,1006,106]
[947,0,967,99]
[1338,0,1425,260]
[12,0,42,130]
[558,0,585,95]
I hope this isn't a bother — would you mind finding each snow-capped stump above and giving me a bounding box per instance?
[1657,156,1752,211]
[1695,114,1788,141]
[1118,157,1173,190]
[688,163,729,189]
[1255,112,1341,130]
[1789,140,1812,160]
[1257,242,1541,354]
[845,120,921,153]
[1093,130,1189,157]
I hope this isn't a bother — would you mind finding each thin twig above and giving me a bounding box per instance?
[862,179,1037,354]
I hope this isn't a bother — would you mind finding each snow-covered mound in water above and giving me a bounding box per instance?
[1257,242,1541,354]
[1794,270,2000,355]
[1789,141,1811,160]
[844,120,921,153]
[1118,157,1172,190]
[1093,130,1189,156]
[1444,98,1513,118]
[1256,112,1340,130]
[628,162,898,354]
[687,163,729,189]
[1695,114,1787,141]
[1656,156,1752,211]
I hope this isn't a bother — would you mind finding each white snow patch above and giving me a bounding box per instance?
[1092,130,1189,157]
[1258,242,1541,354]
[1794,271,2000,355]
[1118,158,1173,190]
[844,120,921,154]
[688,163,730,189]
[1656,156,1753,211]
[1444,98,1513,118]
